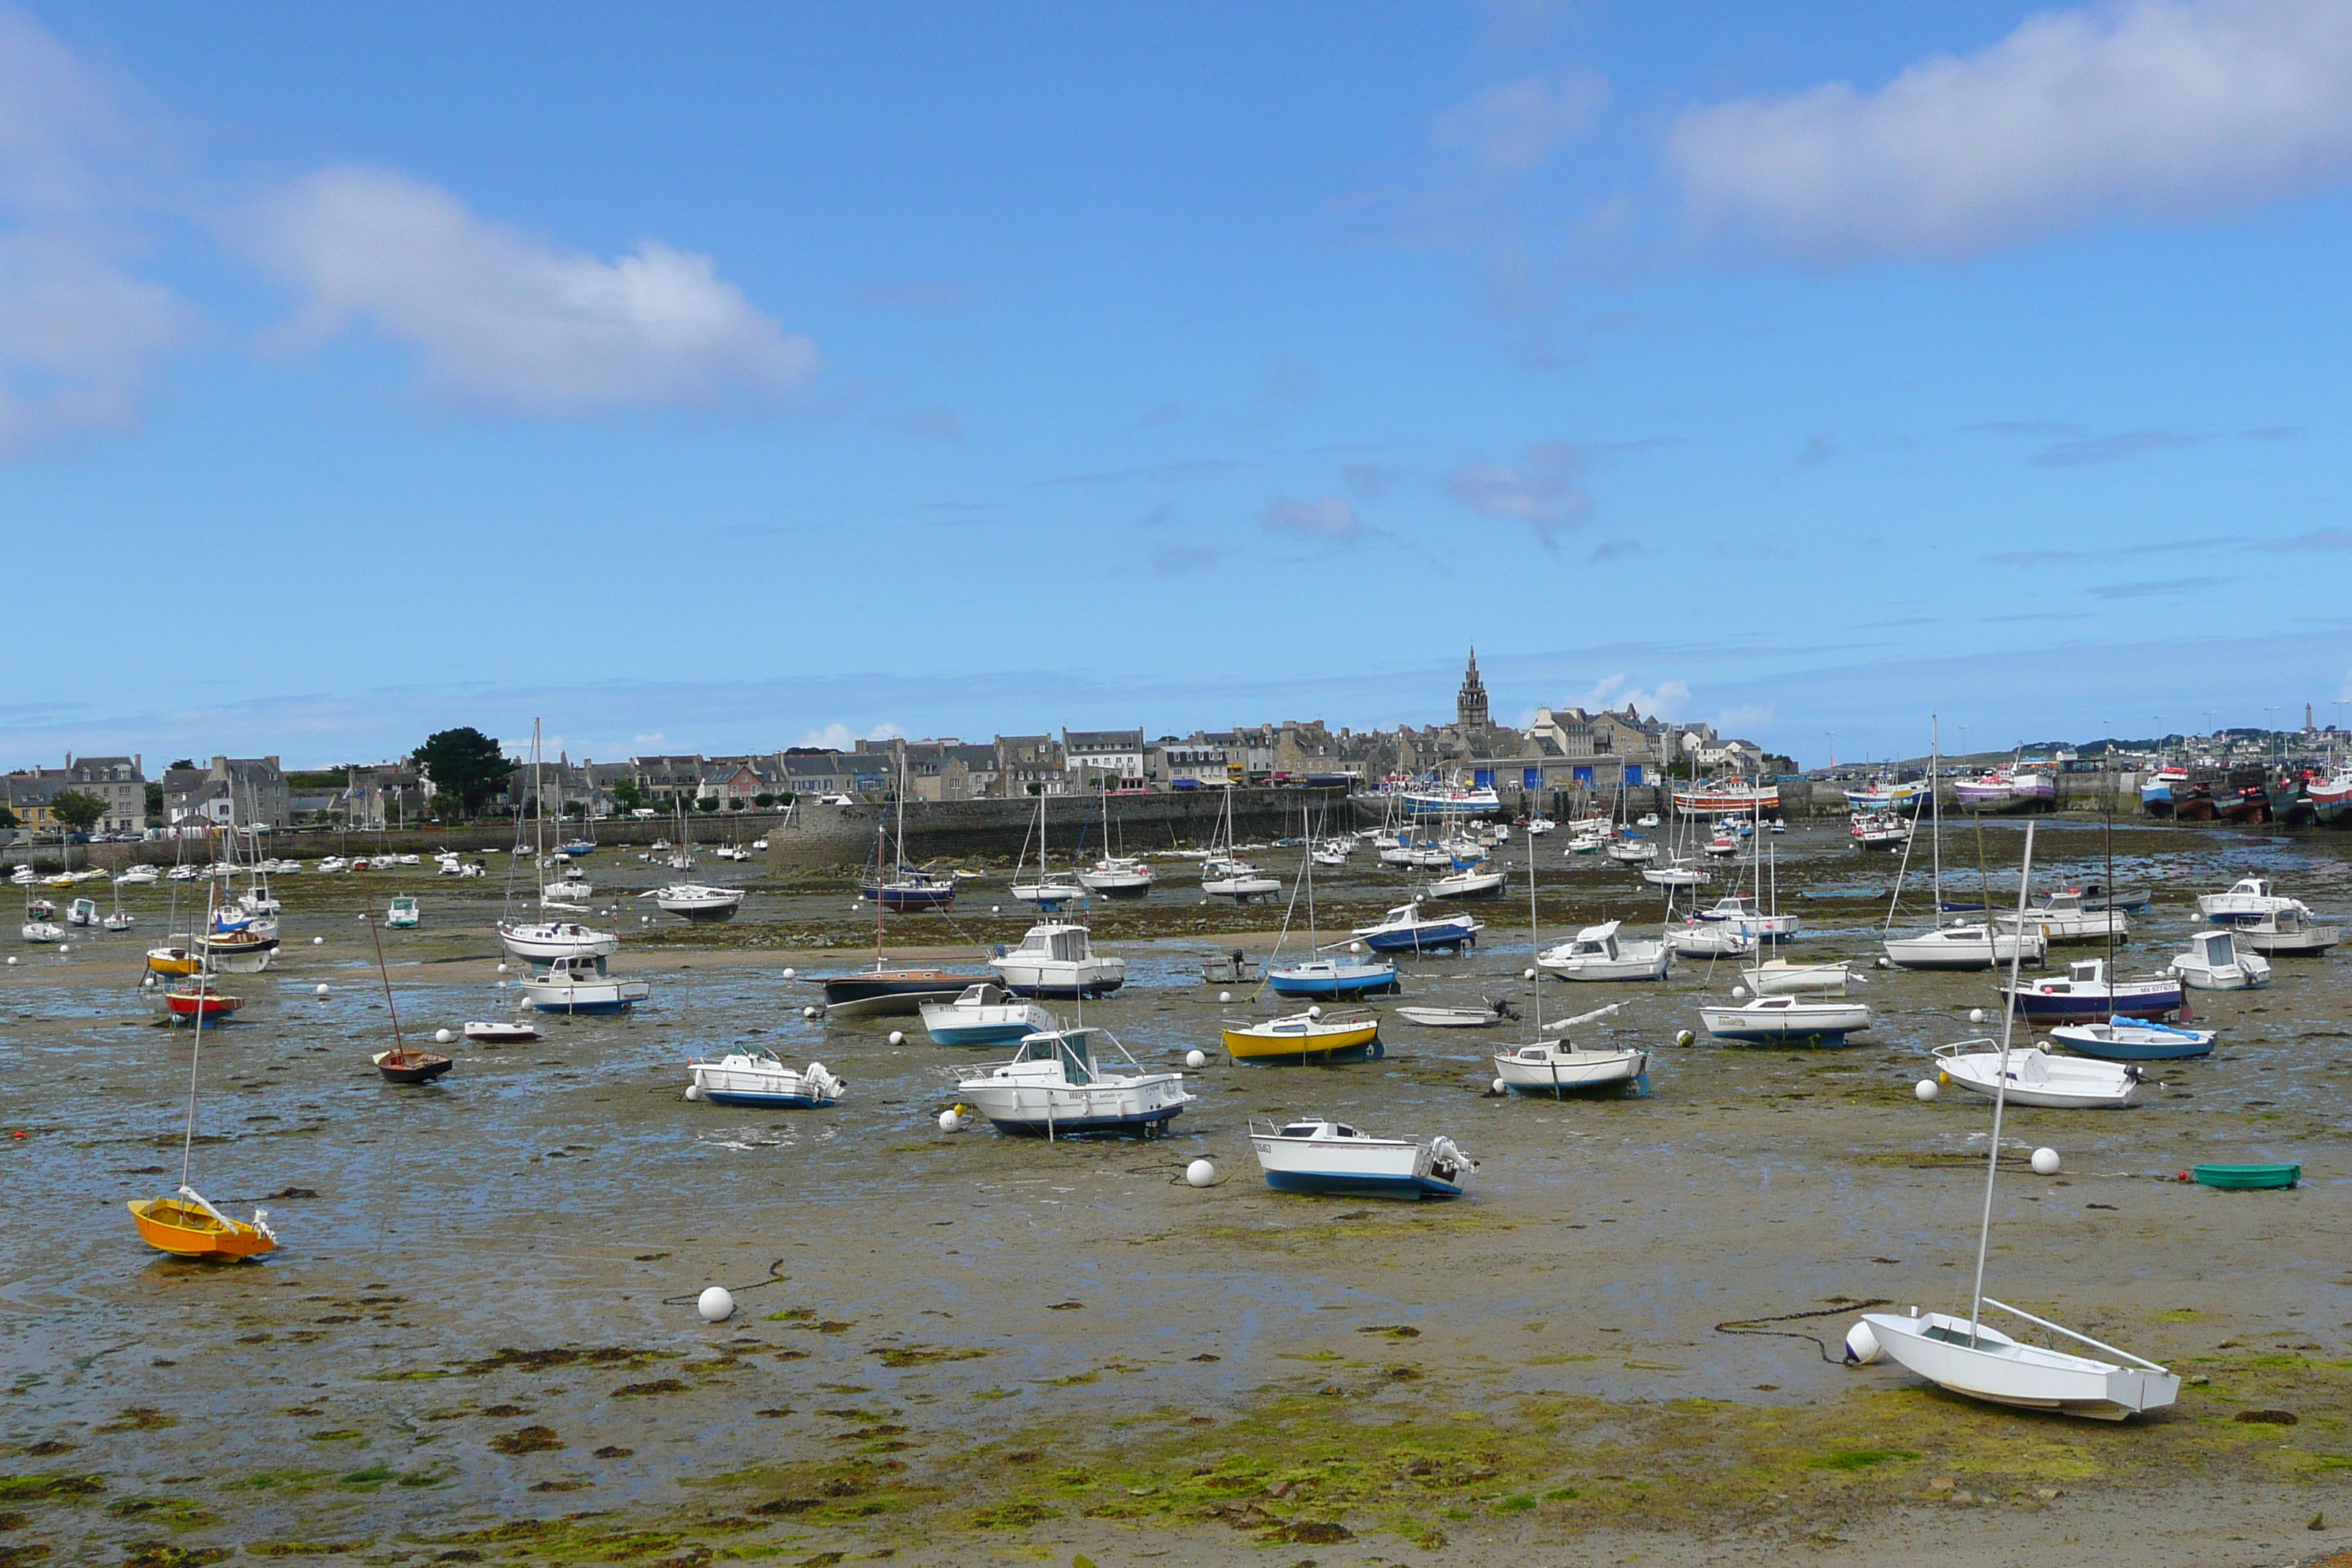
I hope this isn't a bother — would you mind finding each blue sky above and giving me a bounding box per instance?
[4,0,2349,771]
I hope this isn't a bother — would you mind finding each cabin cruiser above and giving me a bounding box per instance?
[988,921,1124,999]
[951,1028,1190,1137]
[499,919,620,964]
[1537,920,1671,981]
[1350,900,1482,954]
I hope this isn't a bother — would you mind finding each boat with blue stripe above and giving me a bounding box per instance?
[1248,1118,1474,1199]
[1267,956,1400,998]
[1351,901,1482,954]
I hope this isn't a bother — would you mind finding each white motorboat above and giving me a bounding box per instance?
[1077,856,1154,897]
[1665,917,1756,959]
[1248,1117,1475,1199]
[1850,1304,2179,1421]
[1741,958,1857,996]
[1931,1040,2144,1108]
[385,894,421,929]
[462,1019,542,1045]
[499,919,621,963]
[102,909,135,932]
[951,1028,1190,1137]
[687,1049,844,1109]
[1641,857,1711,888]
[2000,957,2183,1024]
[2196,876,2298,926]
[1537,919,1671,981]
[22,919,62,943]
[522,953,651,1014]
[115,864,159,886]
[989,921,1124,999]
[1882,921,2046,972]
[652,882,746,922]
[2166,928,2270,992]
[66,897,97,927]
[919,982,1058,1047]
[544,870,595,905]
[1997,889,2128,944]
[2236,905,2339,955]
[1605,838,1658,864]
[1636,813,1660,828]
[1424,865,1505,900]
[1699,994,1872,1044]
[1695,894,1798,942]
[1523,816,1556,836]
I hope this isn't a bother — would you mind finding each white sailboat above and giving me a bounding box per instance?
[1850,821,2180,1420]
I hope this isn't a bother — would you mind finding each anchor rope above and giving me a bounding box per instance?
[1714,1298,1894,1363]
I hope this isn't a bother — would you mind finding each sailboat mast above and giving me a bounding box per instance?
[180,861,216,1191]
[1968,819,2038,1345]
[1929,715,1943,913]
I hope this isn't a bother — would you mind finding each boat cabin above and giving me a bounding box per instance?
[1563,921,1623,959]
[949,982,1017,1008]
[998,924,1096,964]
[545,954,614,981]
[1009,1028,1102,1084]
[2187,930,2239,968]
[1274,1120,1364,1141]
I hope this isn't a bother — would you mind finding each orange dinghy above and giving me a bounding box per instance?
[128,1188,277,1261]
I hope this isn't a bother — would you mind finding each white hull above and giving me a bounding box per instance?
[1884,924,2047,971]
[1700,998,1872,1042]
[1933,1041,2141,1108]
[1858,1309,2176,1420]
[1492,1042,1648,1090]
[1741,960,1851,996]
[1248,1118,1473,1197]
[500,921,621,962]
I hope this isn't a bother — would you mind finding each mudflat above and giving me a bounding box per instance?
[3,816,2348,1566]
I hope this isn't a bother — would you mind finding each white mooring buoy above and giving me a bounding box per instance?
[696,1286,734,1323]
[1186,1158,1216,1188]
[938,1108,961,1133]
[1185,1048,1206,1069]
[1914,1078,1940,1101]
[2031,1147,2061,1175]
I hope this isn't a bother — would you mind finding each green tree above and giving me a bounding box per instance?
[412,728,510,819]
[753,792,777,809]
[50,790,106,834]
[143,782,164,822]
[611,778,644,813]
[0,805,18,830]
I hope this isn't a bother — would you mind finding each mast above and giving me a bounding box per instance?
[1968,819,2038,1346]
[1929,715,1943,916]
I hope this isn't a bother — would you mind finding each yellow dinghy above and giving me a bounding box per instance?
[146,943,203,977]
[129,1188,277,1262]
[1223,1011,1383,1063]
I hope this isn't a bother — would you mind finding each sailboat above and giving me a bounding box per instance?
[500,722,623,962]
[1009,792,1085,910]
[364,888,451,1084]
[1077,787,1154,897]
[1201,788,1280,902]
[1848,821,2179,1420]
[1267,805,1397,999]
[1882,719,2046,973]
[649,798,744,920]
[130,872,279,1260]
[822,752,990,1015]
[859,754,955,911]
[1492,844,1649,1092]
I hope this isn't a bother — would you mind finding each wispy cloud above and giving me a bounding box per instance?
[0,11,190,454]
[2089,576,2231,600]
[1262,494,1364,543]
[1667,0,2352,260]
[1431,65,1610,175]
[240,166,817,414]
[1033,458,1240,488]
[1588,539,1642,562]
[1447,440,1589,543]
[2255,527,2352,551]
[2030,429,2198,467]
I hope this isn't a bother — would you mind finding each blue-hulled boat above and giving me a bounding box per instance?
[1267,956,1399,998]
[687,1050,845,1108]
[919,983,1058,1047]
[1248,1118,1474,1199]
[2047,1019,2215,1062]
[861,865,957,911]
[1351,900,1483,953]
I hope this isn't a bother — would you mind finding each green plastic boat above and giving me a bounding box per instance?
[2192,1163,2301,1191]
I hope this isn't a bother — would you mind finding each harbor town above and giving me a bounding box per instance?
[11,4,2352,1565]
[5,655,2351,1567]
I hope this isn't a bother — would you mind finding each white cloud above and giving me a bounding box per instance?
[1667,0,2352,260]
[1572,674,1691,717]
[799,721,902,750]
[1433,66,1610,174]
[241,167,818,413]
[1447,441,1589,541]
[1263,494,1364,542]
[0,11,188,453]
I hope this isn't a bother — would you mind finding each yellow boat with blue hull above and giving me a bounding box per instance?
[1222,1011,1382,1063]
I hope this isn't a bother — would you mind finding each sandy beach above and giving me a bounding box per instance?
[4,816,2349,1566]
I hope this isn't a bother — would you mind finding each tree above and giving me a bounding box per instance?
[413,728,509,820]
[143,782,164,822]
[695,796,719,813]
[167,758,193,771]
[611,778,644,813]
[50,791,105,834]
[753,792,777,810]
[0,805,18,830]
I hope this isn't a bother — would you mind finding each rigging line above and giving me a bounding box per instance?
[661,1257,791,1306]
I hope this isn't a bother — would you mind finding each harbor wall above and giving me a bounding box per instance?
[764,788,1353,872]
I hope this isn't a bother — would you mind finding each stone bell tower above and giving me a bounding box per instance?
[1455,648,1490,731]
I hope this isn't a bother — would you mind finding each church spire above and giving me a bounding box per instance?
[1455,647,1490,731]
